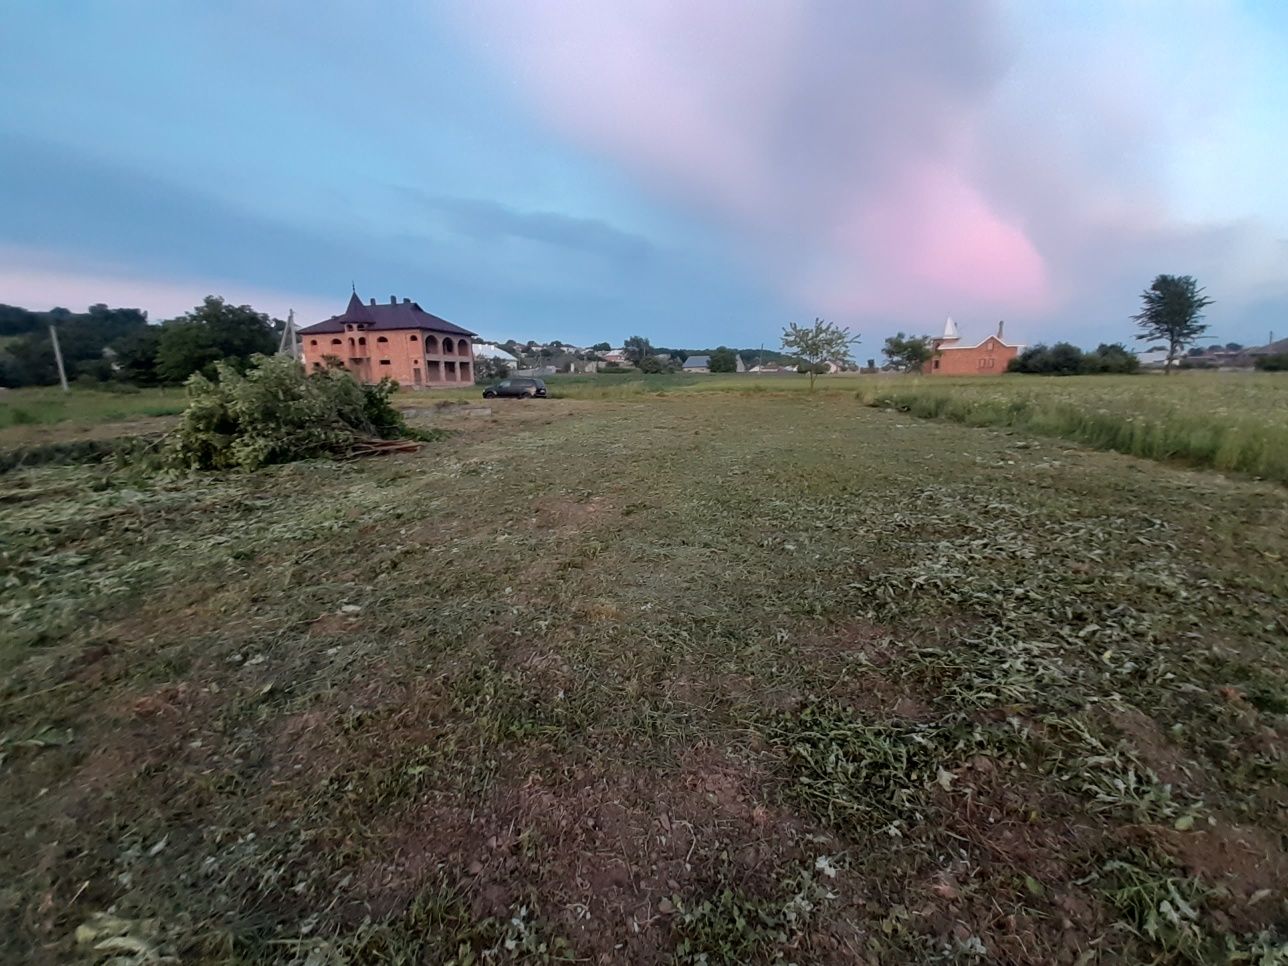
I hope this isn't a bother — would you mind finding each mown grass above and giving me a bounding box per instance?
[2,393,1287,962]
[857,372,1288,484]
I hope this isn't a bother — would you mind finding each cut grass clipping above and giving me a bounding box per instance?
[766,702,1031,832]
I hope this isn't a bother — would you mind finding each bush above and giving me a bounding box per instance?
[1254,353,1288,372]
[168,354,411,471]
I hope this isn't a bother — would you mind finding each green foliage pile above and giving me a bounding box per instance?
[167,354,410,471]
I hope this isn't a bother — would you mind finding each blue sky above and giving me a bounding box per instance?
[2,1,1286,349]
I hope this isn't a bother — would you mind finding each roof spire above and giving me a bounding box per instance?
[942,316,960,340]
[351,280,356,295]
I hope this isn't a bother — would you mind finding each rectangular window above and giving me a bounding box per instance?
[380,359,391,366]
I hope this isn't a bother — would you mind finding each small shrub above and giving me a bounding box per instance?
[1254,353,1288,372]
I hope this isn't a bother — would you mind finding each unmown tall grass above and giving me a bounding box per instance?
[855,373,1288,484]
[0,385,188,429]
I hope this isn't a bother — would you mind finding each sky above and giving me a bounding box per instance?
[2,1,1286,350]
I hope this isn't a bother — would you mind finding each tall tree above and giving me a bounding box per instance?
[708,346,738,372]
[156,296,278,383]
[1133,275,1212,373]
[623,335,653,367]
[781,318,859,391]
[882,333,935,373]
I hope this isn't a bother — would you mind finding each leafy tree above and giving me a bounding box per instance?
[1186,346,1206,357]
[882,333,935,373]
[590,342,612,352]
[0,303,149,386]
[0,304,43,337]
[1225,342,1243,351]
[780,318,860,390]
[623,335,653,367]
[156,296,278,384]
[473,356,510,382]
[638,354,666,373]
[1085,342,1140,374]
[709,347,738,372]
[111,326,164,385]
[1133,275,1212,373]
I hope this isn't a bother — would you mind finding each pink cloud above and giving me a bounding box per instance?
[448,1,1288,341]
[451,1,1050,325]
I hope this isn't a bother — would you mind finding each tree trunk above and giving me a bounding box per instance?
[808,369,817,392]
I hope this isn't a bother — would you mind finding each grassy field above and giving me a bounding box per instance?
[855,372,1288,485]
[2,394,1286,963]
[7,372,1285,484]
[0,386,188,443]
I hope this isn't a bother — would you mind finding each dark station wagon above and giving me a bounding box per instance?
[481,377,548,399]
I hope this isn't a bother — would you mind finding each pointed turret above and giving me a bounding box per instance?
[942,316,960,342]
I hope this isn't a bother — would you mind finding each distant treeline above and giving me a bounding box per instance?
[1008,342,1140,375]
[0,298,281,388]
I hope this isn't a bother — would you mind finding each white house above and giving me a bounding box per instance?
[472,342,522,366]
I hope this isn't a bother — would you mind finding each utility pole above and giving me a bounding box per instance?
[49,324,69,392]
[278,309,299,359]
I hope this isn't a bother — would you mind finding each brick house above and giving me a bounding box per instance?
[299,292,477,387]
[927,318,1021,375]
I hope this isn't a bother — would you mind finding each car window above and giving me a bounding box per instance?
[498,380,510,387]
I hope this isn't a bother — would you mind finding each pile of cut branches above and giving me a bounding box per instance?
[168,355,419,471]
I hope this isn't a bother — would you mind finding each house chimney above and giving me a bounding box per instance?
[997,320,1005,340]
[390,295,397,304]
[368,298,376,306]
[402,297,411,304]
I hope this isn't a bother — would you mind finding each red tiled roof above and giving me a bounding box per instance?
[299,292,477,337]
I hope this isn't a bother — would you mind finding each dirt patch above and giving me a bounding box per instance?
[1162,823,1288,930]
[1105,704,1198,789]
[306,611,363,636]
[354,746,824,963]
[532,494,620,532]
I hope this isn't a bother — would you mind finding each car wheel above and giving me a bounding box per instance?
[483,391,495,399]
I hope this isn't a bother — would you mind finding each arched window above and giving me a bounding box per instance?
[358,336,367,345]
[377,336,389,343]
[425,335,438,352]
[409,334,418,342]
[442,337,455,354]
[331,338,342,346]
[310,339,318,346]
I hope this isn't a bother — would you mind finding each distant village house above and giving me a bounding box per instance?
[927,318,1021,375]
[682,354,711,373]
[299,292,477,387]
